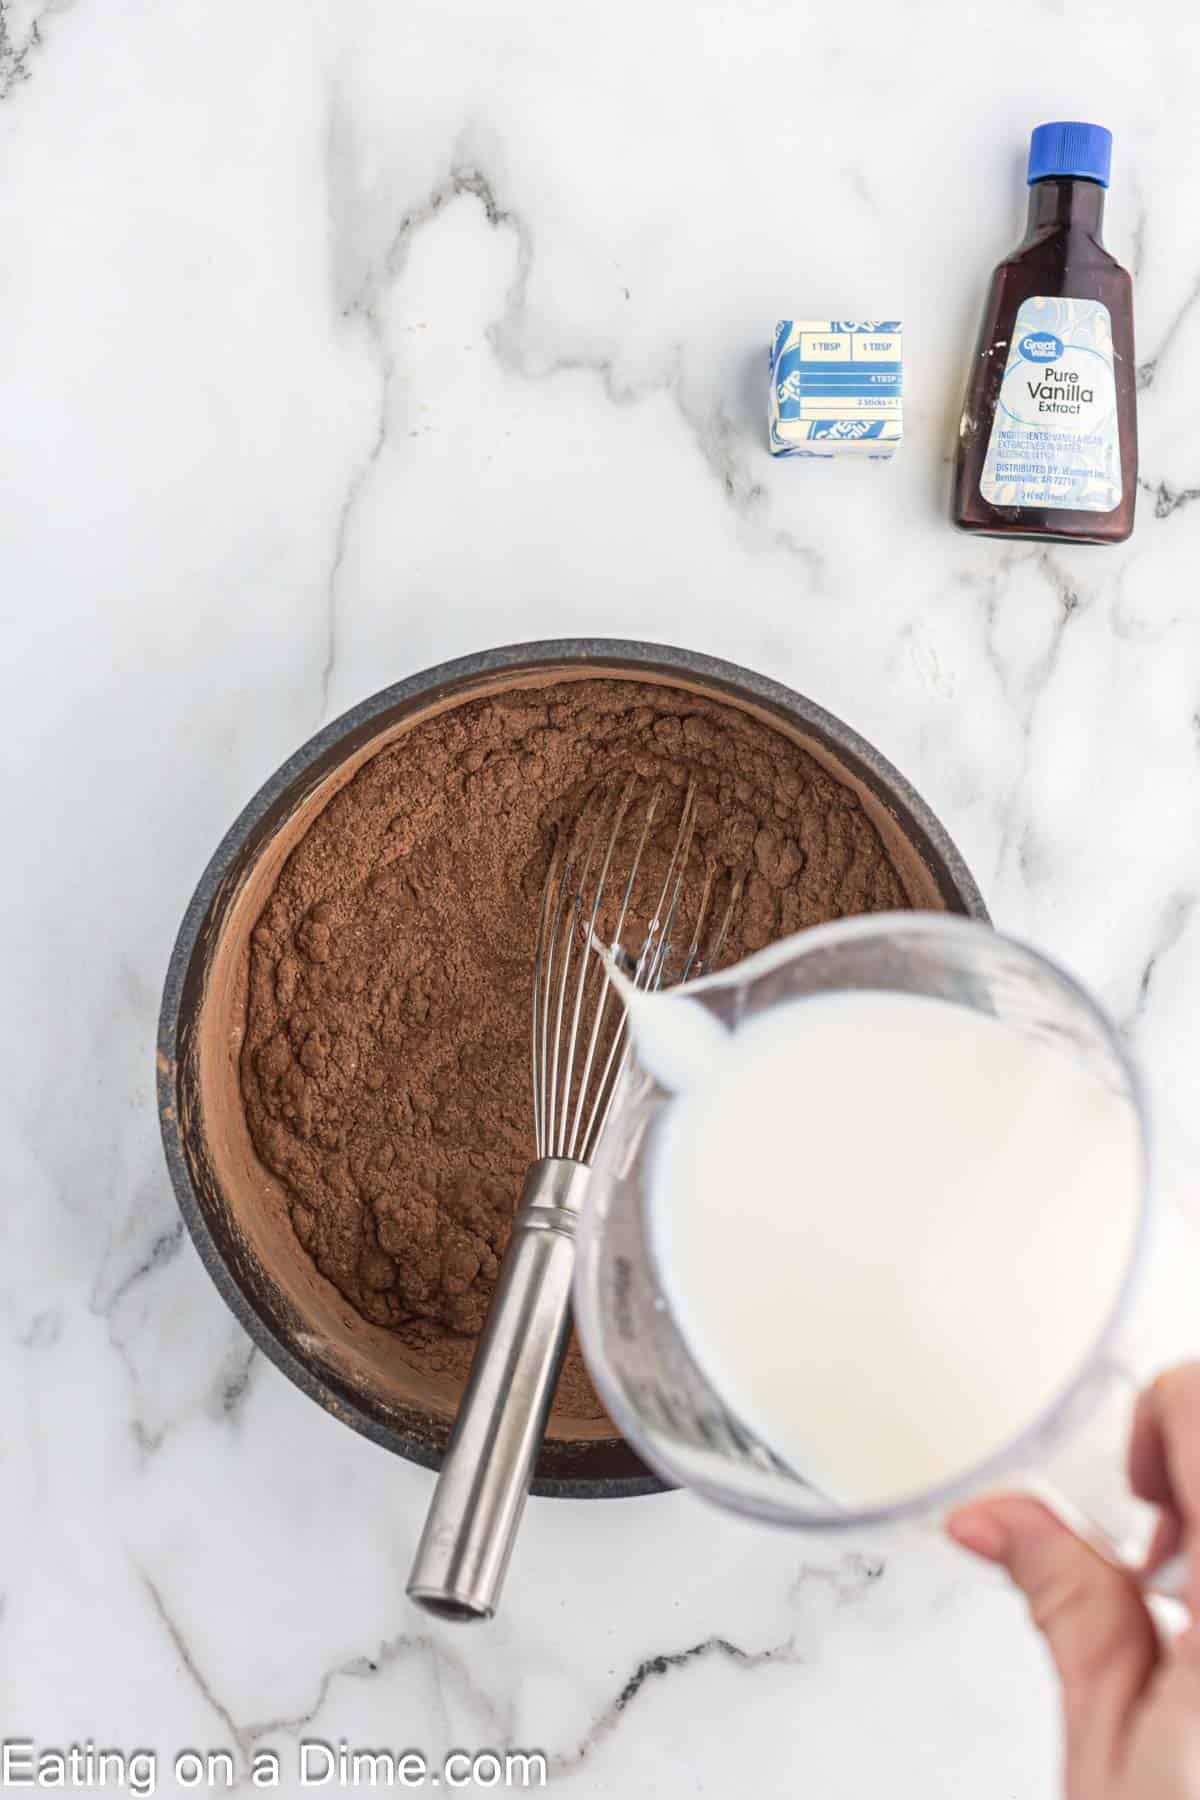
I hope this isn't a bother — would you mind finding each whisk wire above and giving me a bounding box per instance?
[703,873,744,974]
[562,778,652,1160]
[640,779,699,987]
[581,780,700,1159]
[574,792,677,1160]
[532,849,566,1159]
[677,864,715,985]
[542,811,601,1161]
[555,777,637,1158]
[532,776,733,1168]
[530,850,561,1157]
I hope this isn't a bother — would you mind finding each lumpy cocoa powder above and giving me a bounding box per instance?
[240,679,911,1421]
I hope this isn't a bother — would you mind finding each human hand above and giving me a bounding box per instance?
[947,1362,1200,1800]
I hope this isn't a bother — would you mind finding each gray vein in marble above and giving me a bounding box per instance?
[1011,558,1087,888]
[1137,268,1200,391]
[245,1628,509,1751]
[1129,893,1195,1027]
[142,1569,511,1778]
[91,1218,184,1319]
[321,113,527,717]
[23,1371,51,1511]
[91,1209,183,1453]
[965,545,1028,705]
[131,1417,166,1460]
[211,1341,257,1422]
[1139,475,1200,521]
[90,1208,186,1459]
[790,1550,885,1605]
[166,1621,807,1784]
[481,173,740,524]
[1128,196,1148,283]
[549,1635,800,1778]
[18,1307,62,1349]
[488,231,820,576]
[142,1573,250,1757]
[972,548,1085,885]
[771,527,825,580]
[320,92,394,722]
[318,121,820,700]
[319,384,384,725]
[844,162,872,208]
[118,949,157,1017]
[0,0,45,100]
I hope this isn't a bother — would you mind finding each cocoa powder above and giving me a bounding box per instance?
[240,679,912,1421]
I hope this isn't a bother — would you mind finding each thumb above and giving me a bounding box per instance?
[948,1495,1159,1787]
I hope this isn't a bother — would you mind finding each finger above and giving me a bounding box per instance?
[1150,1625,1200,1780]
[1130,1383,1185,1572]
[1128,1364,1200,1607]
[947,1495,1159,1788]
[1169,1622,1200,1688]
[1128,1376,1177,1505]
[1143,1509,1185,1578]
[1128,1363,1200,1516]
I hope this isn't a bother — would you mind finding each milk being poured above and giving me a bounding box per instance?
[625,983,1142,1509]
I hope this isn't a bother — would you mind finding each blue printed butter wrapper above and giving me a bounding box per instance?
[769,320,903,460]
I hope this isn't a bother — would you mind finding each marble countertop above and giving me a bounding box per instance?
[4,0,1200,1793]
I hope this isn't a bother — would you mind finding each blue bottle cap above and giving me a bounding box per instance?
[1027,121,1112,187]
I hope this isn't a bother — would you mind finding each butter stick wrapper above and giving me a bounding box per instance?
[769,320,903,460]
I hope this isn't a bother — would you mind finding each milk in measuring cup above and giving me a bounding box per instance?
[630,987,1141,1509]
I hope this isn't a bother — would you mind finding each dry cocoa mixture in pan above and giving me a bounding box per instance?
[240,679,911,1422]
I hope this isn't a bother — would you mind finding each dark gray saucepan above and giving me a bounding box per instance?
[157,639,987,1498]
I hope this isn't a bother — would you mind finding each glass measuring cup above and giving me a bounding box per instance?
[573,913,1176,1576]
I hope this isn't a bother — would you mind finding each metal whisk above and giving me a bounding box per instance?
[407,777,740,1622]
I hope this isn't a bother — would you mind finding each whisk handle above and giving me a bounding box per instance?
[406,1158,591,1622]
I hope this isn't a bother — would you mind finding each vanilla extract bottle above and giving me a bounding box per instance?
[953,122,1137,544]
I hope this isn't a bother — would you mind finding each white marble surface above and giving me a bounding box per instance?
[4,0,1200,1793]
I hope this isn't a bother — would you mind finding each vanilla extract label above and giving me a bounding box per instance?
[1024,368,1095,412]
[980,295,1121,512]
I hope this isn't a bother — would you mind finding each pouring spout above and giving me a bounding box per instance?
[593,935,732,1095]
